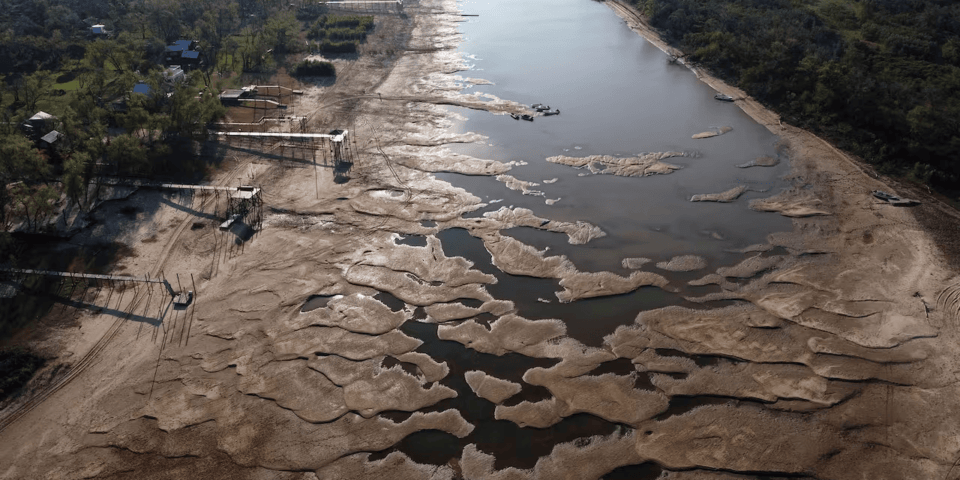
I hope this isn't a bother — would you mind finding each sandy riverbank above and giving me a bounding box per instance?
[1,0,960,478]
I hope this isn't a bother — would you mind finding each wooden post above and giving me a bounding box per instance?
[114,284,125,311]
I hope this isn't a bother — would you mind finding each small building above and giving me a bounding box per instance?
[180,50,202,69]
[40,130,63,151]
[218,88,254,105]
[28,111,57,130]
[91,24,110,37]
[163,66,186,85]
[164,40,199,64]
[22,111,58,141]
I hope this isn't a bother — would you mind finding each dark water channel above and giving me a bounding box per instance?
[437,227,738,346]
[376,321,630,471]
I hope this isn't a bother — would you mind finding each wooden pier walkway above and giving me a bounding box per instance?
[0,268,166,284]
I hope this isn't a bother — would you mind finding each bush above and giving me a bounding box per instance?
[309,15,374,42]
[0,347,45,400]
[293,59,336,77]
[638,0,960,191]
[320,39,358,54]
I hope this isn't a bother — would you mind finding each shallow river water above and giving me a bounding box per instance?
[389,0,797,470]
[441,0,792,272]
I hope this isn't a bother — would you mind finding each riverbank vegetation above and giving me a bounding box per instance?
[308,15,375,53]
[0,347,45,401]
[632,0,960,192]
[0,0,377,341]
[0,0,378,236]
[293,59,337,77]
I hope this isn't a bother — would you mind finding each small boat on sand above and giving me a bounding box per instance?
[872,190,921,206]
[714,93,735,102]
[872,190,899,201]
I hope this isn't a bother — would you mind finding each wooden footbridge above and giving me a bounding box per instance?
[213,129,354,166]
[93,179,265,232]
[0,268,188,297]
[323,0,403,12]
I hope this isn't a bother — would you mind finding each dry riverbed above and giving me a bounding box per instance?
[1,0,960,478]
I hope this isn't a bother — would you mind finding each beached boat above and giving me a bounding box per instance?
[872,190,900,201]
[714,93,735,102]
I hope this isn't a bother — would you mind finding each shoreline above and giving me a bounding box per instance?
[606,0,960,270]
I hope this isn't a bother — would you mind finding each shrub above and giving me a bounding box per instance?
[320,39,358,54]
[309,15,375,42]
[0,347,45,400]
[293,59,336,77]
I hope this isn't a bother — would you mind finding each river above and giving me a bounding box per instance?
[384,0,796,471]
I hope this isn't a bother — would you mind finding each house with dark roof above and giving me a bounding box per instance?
[40,130,63,149]
[164,40,200,65]
[21,111,58,141]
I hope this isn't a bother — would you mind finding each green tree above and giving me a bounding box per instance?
[10,183,59,232]
[84,33,144,75]
[0,134,48,229]
[168,82,226,139]
[62,152,90,209]
[107,134,149,175]
[16,70,54,115]
[264,11,301,53]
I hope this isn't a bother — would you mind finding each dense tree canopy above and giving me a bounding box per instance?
[635,0,960,189]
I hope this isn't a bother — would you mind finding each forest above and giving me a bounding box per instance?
[632,0,960,191]
[0,0,353,234]
[0,0,364,391]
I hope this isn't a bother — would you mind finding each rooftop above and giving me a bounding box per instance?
[166,40,195,53]
[219,89,248,99]
[29,111,55,121]
[40,130,62,144]
[163,66,185,82]
[231,186,260,199]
